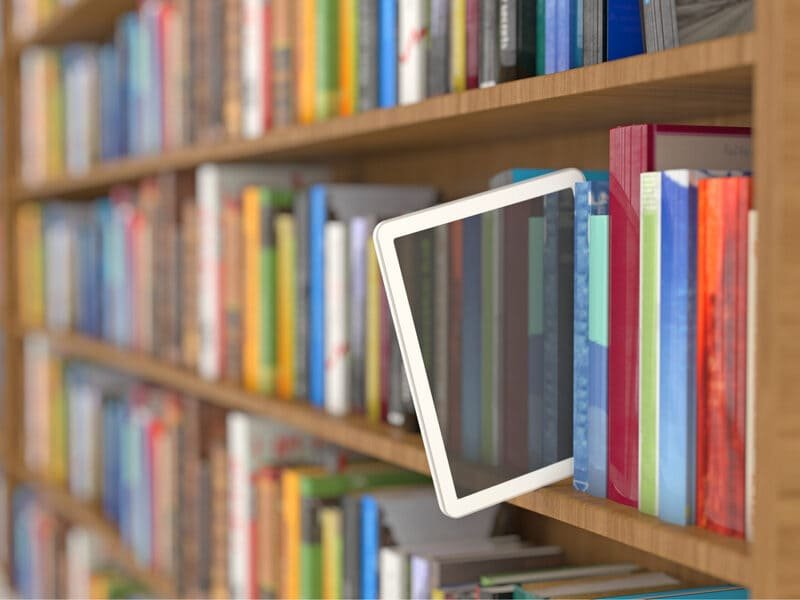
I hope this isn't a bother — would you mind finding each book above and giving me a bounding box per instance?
[324,221,350,416]
[320,505,344,600]
[241,0,267,138]
[480,563,640,587]
[276,212,297,399]
[645,0,753,52]
[479,0,499,87]
[450,0,467,92]
[745,209,757,542]
[379,0,398,107]
[272,0,294,126]
[399,0,428,105]
[515,571,681,599]
[339,0,358,116]
[316,0,339,120]
[607,125,751,507]
[606,0,644,60]
[427,0,450,97]
[296,0,316,124]
[358,0,379,111]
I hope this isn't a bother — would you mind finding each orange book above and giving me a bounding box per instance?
[275,213,296,399]
[242,187,262,390]
[281,468,302,599]
[338,0,357,116]
[295,0,316,124]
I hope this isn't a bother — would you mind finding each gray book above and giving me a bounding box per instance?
[498,0,518,81]
[479,0,499,87]
[428,0,450,96]
[348,216,376,413]
[642,0,660,52]
[583,0,604,64]
[661,0,752,49]
[358,0,379,112]
[294,191,310,399]
[342,494,362,600]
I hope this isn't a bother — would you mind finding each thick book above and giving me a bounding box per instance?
[399,0,428,105]
[583,0,604,65]
[500,0,536,81]
[320,505,343,600]
[607,125,751,507]
[650,0,753,52]
[573,182,591,493]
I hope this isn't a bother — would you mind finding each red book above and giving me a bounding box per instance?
[466,0,479,89]
[696,177,749,539]
[607,124,751,507]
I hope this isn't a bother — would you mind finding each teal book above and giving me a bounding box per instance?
[606,586,749,600]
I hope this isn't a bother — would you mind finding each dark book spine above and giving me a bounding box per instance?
[498,0,518,81]
[342,495,361,599]
[466,0,480,88]
[358,0,379,112]
[294,191,309,398]
[273,0,295,127]
[517,0,536,78]
[479,0,499,87]
[427,0,450,97]
[208,0,226,139]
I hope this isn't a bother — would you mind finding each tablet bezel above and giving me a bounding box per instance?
[373,168,585,517]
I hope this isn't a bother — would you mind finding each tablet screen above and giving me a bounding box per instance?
[394,188,576,499]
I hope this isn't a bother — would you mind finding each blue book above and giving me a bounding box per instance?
[98,44,121,161]
[606,586,749,600]
[12,488,34,598]
[545,0,557,74]
[102,399,117,523]
[571,0,584,68]
[117,13,141,155]
[528,205,545,469]
[658,170,698,526]
[308,185,328,408]
[572,183,591,492]
[462,215,483,462]
[607,0,644,61]
[556,0,570,72]
[587,182,609,497]
[378,0,398,108]
[360,495,380,600]
[147,5,163,153]
[114,15,132,156]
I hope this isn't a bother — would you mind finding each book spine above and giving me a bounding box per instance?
[294,191,309,398]
[197,166,221,381]
[556,0,570,72]
[339,0,359,116]
[366,241,382,422]
[349,218,373,414]
[273,0,295,127]
[325,221,350,416]
[308,186,327,408]
[262,2,274,131]
[296,0,316,123]
[280,471,301,599]
[342,495,361,599]
[260,191,278,394]
[242,0,265,138]
[276,213,297,399]
[573,183,591,492]
[745,209,757,542]
[399,0,428,106]
[450,0,467,92]
[316,0,340,120]
[481,212,498,465]
[606,0,644,60]
[358,0,379,112]
[544,0,556,73]
[360,496,378,600]
[223,198,243,381]
[461,215,482,462]
[378,0,398,107]
[517,0,536,78]
[242,188,262,391]
[300,497,323,599]
[320,506,343,600]
[587,183,609,497]
[479,0,498,87]
[541,194,560,465]
[571,0,583,67]
[498,0,517,81]
[466,0,479,89]
[427,0,449,96]
[638,171,661,517]
[527,203,545,469]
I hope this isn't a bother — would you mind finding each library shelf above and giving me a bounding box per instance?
[1,459,176,598]
[12,32,753,203]
[9,0,137,51]
[24,328,751,587]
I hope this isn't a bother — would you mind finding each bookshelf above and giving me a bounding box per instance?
[1,1,798,598]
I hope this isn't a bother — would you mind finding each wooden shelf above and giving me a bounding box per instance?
[10,0,136,51]
[2,461,176,598]
[29,328,751,587]
[13,33,753,202]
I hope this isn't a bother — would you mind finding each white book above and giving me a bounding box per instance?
[45,212,74,331]
[197,163,330,381]
[66,528,93,600]
[68,378,101,502]
[325,221,350,415]
[242,0,266,138]
[399,0,427,106]
[227,412,252,600]
[746,210,758,542]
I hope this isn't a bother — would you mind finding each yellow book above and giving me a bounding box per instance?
[296,0,317,124]
[242,187,262,390]
[17,204,45,328]
[450,0,467,92]
[365,241,381,422]
[49,358,66,485]
[275,213,296,399]
[339,0,358,116]
[45,50,64,177]
[320,506,343,600]
[432,589,446,600]
[89,573,110,600]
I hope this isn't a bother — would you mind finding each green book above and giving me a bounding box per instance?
[316,0,340,120]
[536,0,546,75]
[638,172,662,517]
[260,188,294,394]
[299,464,430,599]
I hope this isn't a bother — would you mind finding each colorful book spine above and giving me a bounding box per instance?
[358,0,379,111]
[427,0,450,96]
[308,185,328,408]
[243,187,262,391]
[324,221,350,416]
[450,0,467,92]
[339,0,358,116]
[316,0,339,120]
[544,0,557,73]
[399,0,428,105]
[276,213,297,399]
[365,241,382,422]
[378,0,398,107]
[606,0,644,60]
[466,0,479,88]
[556,0,570,72]
[573,182,591,493]
[321,506,344,600]
[272,0,295,127]
[296,0,316,123]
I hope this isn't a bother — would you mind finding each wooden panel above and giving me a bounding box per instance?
[10,0,137,49]
[13,33,753,202]
[3,462,175,598]
[31,329,751,585]
[752,1,800,597]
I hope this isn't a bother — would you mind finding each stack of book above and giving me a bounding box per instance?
[11,489,156,599]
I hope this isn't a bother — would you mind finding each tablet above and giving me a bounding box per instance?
[373,169,585,517]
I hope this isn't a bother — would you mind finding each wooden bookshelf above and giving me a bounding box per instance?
[2,460,176,598]
[25,328,750,587]
[12,32,753,202]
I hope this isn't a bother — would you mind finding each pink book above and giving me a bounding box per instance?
[607,124,751,507]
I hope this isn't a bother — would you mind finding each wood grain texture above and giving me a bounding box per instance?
[9,0,137,50]
[12,33,753,202]
[753,1,800,597]
[2,461,176,598]
[30,329,751,586]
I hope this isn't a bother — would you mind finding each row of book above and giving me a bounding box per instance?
[11,490,155,599]
[10,0,73,40]
[17,0,753,183]
[19,348,748,600]
[17,165,443,430]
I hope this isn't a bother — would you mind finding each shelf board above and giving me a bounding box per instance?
[2,461,176,598]
[31,328,751,586]
[13,33,753,202]
[10,0,137,50]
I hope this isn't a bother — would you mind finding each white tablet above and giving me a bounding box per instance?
[373,169,585,517]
